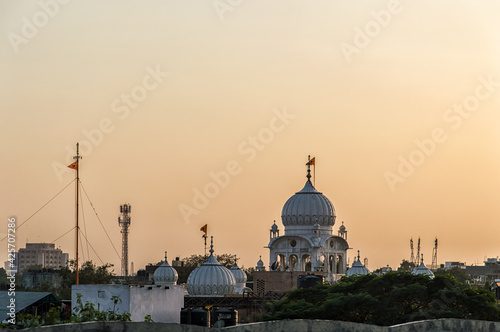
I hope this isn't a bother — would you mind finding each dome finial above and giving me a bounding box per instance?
[357,250,360,261]
[306,155,312,181]
[164,251,168,262]
[209,236,214,255]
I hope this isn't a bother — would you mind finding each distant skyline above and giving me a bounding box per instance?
[2,1,500,273]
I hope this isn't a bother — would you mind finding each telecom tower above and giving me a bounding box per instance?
[410,238,415,265]
[118,204,131,276]
[431,238,438,270]
[416,237,421,266]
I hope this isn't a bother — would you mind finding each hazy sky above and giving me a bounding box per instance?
[2,1,500,273]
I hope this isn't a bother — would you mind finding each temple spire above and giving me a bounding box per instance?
[209,236,214,255]
[306,155,312,182]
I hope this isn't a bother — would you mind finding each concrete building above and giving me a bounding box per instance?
[17,243,69,273]
[254,158,351,294]
[266,160,349,279]
[22,268,62,289]
[466,258,500,284]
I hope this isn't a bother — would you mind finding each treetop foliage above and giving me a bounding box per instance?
[264,271,500,326]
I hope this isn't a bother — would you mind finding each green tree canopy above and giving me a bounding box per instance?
[264,272,500,326]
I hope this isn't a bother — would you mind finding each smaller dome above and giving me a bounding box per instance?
[271,220,278,231]
[339,221,346,231]
[153,252,178,286]
[256,255,265,271]
[256,256,264,268]
[412,256,434,279]
[187,237,236,296]
[230,256,247,294]
[347,251,370,277]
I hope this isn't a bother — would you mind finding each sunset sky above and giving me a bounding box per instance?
[2,1,500,274]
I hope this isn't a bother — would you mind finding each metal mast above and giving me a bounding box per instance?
[118,204,131,276]
[416,237,421,266]
[431,238,438,270]
[73,143,82,285]
[410,238,415,265]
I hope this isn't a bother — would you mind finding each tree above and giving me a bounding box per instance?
[434,267,471,284]
[263,272,500,325]
[177,253,247,284]
[398,259,416,272]
[0,268,8,287]
[183,253,236,268]
[56,260,115,299]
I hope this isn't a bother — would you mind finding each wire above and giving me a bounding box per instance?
[51,226,76,244]
[79,180,121,261]
[79,186,90,260]
[78,228,104,265]
[0,180,75,244]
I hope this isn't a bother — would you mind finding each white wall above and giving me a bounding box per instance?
[71,284,185,323]
[130,285,185,323]
[72,285,131,315]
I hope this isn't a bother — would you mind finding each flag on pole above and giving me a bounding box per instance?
[67,161,78,170]
[310,157,315,165]
[200,224,207,235]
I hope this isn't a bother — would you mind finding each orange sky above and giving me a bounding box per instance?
[2,1,500,273]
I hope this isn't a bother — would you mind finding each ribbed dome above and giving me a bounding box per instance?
[187,254,236,297]
[281,179,335,227]
[347,259,370,277]
[153,260,178,285]
[230,261,247,293]
[412,262,435,279]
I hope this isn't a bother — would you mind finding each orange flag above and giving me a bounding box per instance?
[200,224,207,234]
[67,161,78,170]
[310,157,315,165]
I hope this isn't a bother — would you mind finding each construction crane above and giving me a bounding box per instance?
[118,204,131,276]
[431,238,438,270]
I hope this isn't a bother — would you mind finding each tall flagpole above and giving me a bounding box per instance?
[74,143,82,285]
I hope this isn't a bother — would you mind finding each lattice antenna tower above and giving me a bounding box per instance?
[431,238,438,270]
[410,238,415,265]
[416,237,421,266]
[118,204,131,276]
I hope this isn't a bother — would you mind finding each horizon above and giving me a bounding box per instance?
[2,1,500,274]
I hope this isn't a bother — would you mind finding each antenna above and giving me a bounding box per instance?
[416,237,421,266]
[410,238,415,265]
[118,203,131,276]
[431,237,438,270]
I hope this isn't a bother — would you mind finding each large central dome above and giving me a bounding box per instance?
[281,172,335,227]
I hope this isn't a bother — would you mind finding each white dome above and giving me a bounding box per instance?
[153,256,178,286]
[412,262,435,279]
[347,252,370,277]
[230,262,247,294]
[256,256,264,268]
[187,254,236,297]
[347,259,370,277]
[281,179,335,228]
